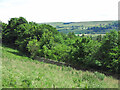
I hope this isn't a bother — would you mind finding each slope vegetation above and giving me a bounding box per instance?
[2,45,118,88]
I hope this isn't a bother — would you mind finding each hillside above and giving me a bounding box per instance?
[1,45,119,88]
[1,17,119,88]
[44,21,118,34]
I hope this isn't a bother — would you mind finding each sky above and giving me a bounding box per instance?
[0,0,120,23]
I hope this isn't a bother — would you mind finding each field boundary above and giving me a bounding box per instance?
[34,56,71,67]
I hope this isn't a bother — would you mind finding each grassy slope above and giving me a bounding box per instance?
[2,45,118,88]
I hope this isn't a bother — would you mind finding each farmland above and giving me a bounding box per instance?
[45,21,118,34]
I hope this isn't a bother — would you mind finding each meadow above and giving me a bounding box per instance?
[1,45,119,88]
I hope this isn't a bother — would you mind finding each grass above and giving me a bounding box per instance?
[1,45,119,88]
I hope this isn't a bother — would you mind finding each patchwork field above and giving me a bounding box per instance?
[43,21,118,34]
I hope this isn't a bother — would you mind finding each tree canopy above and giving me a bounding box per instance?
[2,17,119,74]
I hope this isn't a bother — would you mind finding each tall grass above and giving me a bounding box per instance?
[2,45,118,88]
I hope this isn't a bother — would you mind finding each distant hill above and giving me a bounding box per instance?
[42,20,118,34]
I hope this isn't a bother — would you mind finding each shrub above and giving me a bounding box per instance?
[94,71,105,80]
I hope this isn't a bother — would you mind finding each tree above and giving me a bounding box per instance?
[95,30,119,72]
[67,32,76,39]
[2,17,28,44]
[96,35,102,42]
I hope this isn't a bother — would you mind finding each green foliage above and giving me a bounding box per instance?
[96,35,102,42]
[2,17,28,44]
[27,39,40,58]
[69,37,101,68]
[95,30,119,72]
[51,43,71,61]
[94,71,105,80]
[22,79,32,87]
[2,17,119,74]
[67,32,76,38]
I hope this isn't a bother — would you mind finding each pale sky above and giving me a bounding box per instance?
[0,0,119,23]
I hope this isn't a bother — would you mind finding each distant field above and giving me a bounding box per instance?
[43,20,118,34]
[75,34,106,37]
[47,21,114,26]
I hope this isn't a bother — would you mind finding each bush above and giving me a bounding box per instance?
[94,71,105,80]
[27,39,40,58]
